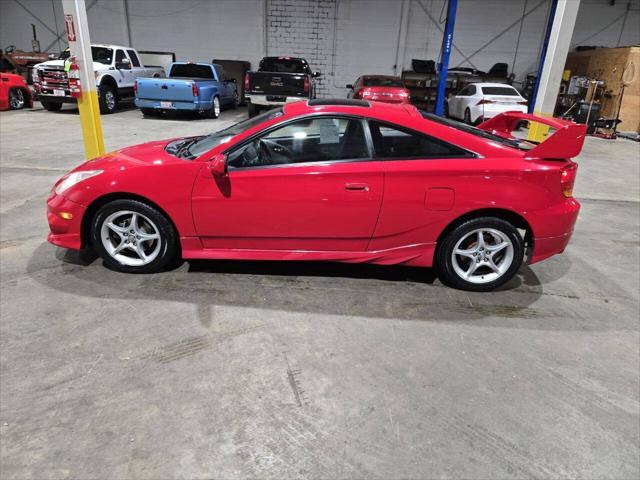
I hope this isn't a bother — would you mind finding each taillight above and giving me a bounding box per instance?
[476,98,495,105]
[244,73,250,91]
[133,80,137,95]
[303,76,310,93]
[560,162,577,198]
[192,82,198,97]
[518,100,528,105]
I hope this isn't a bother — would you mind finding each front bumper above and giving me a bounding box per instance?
[529,197,581,264]
[46,192,86,250]
[37,94,77,104]
[246,94,307,106]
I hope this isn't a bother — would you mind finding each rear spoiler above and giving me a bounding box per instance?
[477,111,587,159]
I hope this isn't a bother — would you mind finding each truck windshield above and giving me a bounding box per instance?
[173,108,284,159]
[260,59,307,73]
[60,47,113,65]
[169,64,214,79]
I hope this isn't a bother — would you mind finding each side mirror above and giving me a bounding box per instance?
[117,58,131,69]
[208,153,227,177]
[313,71,321,78]
[346,84,354,89]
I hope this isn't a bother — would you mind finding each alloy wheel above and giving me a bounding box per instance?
[451,228,514,284]
[9,89,24,109]
[214,97,221,117]
[105,90,116,110]
[100,210,161,266]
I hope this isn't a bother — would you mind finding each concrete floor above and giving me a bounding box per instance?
[1,102,639,479]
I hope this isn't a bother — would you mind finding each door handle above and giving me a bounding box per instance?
[345,183,370,192]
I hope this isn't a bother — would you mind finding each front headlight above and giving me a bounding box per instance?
[54,170,103,195]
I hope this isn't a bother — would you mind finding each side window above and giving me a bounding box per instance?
[228,117,369,169]
[467,85,476,95]
[115,50,128,68]
[213,65,225,81]
[369,121,470,159]
[126,50,141,67]
[457,86,471,96]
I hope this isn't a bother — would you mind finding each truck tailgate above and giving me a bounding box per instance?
[136,77,196,102]
[248,72,307,97]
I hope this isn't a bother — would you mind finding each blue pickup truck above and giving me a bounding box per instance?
[134,62,238,118]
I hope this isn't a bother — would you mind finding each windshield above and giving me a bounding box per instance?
[169,64,214,79]
[420,111,535,151]
[173,108,285,159]
[363,77,403,87]
[481,86,520,96]
[260,58,307,74]
[61,47,113,65]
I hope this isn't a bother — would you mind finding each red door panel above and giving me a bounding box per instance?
[191,161,384,251]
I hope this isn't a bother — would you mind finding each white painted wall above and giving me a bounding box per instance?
[1,0,638,97]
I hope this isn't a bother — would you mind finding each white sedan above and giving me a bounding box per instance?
[445,83,528,125]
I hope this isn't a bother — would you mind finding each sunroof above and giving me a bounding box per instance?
[307,99,370,107]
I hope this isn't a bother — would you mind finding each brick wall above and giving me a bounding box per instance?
[266,0,336,98]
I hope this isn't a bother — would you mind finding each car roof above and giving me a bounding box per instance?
[361,74,401,80]
[470,82,518,88]
[92,44,130,50]
[283,99,420,118]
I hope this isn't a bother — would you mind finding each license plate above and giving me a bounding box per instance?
[160,101,173,108]
[53,89,65,96]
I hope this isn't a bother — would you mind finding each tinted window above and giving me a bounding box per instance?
[369,121,470,159]
[91,47,113,65]
[481,86,520,96]
[259,58,308,74]
[169,64,214,79]
[213,65,225,80]
[127,49,140,67]
[420,111,536,151]
[228,117,369,169]
[115,50,128,66]
[362,77,403,87]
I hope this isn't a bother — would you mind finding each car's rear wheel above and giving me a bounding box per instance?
[98,84,118,114]
[464,108,472,125]
[436,217,524,291]
[9,88,25,110]
[91,199,177,273]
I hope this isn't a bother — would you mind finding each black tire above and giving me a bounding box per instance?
[8,88,26,110]
[98,84,118,114]
[248,102,259,118]
[443,101,449,118]
[141,108,160,117]
[436,217,524,292]
[231,91,239,109]
[464,108,472,125]
[41,101,62,111]
[208,96,220,119]
[90,199,178,274]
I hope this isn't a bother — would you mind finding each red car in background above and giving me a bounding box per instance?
[0,73,32,111]
[46,99,584,291]
[347,75,410,104]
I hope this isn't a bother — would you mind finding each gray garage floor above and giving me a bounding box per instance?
[1,102,639,479]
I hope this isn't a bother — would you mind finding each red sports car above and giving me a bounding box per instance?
[0,73,32,111]
[347,75,410,104]
[47,99,584,291]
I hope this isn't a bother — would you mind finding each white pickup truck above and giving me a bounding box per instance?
[32,44,173,114]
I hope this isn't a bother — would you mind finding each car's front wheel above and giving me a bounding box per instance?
[9,88,26,110]
[436,217,524,291]
[464,108,472,125]
[91,199,177,273]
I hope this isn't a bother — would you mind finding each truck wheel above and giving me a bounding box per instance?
[248,102,259,118]
[209,96,221,119]
[232,91,239,109]
[98,84,118,114]
[41,101,62,112]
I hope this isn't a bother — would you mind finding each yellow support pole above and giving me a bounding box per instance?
[61,0,104,160]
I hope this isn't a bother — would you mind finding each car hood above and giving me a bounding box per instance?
[80,140,182,171]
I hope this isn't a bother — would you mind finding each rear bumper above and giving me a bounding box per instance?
[529,198,580,264]
[134,98,212,111]
[46,193,86,250]
[246,94,307,106]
